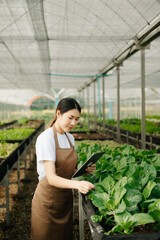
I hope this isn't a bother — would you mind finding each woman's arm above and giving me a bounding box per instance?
[43,160,94,194]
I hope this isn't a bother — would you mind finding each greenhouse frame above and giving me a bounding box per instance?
[0,1,160,240]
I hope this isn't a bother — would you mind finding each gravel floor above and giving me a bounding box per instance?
[0,153,91,240]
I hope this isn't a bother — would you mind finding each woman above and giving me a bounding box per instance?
[30,97,95,240]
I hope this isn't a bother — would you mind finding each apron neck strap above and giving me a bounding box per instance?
[53,125,73,148]
[53,125,60,148]
[64,133,73,147]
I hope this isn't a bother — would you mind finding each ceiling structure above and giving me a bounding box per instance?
[0,0,160,105]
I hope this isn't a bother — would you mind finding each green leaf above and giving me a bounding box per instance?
[141,199,157,209]
[115,211,132,225]
[113,172,122,181]
[142,181,157,200]
[114,187,126,206]
[148,199,160,221]
[91,214,102,223]
[132,213,155,226]
[107,200,126,215]
[113,177,127,190]
[91,192,110,210]
[106,199,115,211]
[149,183,160,199]
[117,157,127,171]
[124,189,142,213]
[107,224,123,234]
[152,154,160,167]
[140,162,157,181]
[100,176,115,194]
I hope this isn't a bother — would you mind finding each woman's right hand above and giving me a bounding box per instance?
[76,180,95,194]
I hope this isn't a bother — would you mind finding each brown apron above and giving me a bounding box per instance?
[30,125,77,240]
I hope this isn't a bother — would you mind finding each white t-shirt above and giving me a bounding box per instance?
[36,127,75,181]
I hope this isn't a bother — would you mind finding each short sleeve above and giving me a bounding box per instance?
[36,132,56,163]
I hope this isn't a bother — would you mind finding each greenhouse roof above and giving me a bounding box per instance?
[0,0,160,105]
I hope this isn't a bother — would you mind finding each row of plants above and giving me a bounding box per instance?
[71,124,91,133]
[0,128,35,141]
[75,142,160,235]
[0,120,16,126]
[95,118,160,135]
[0,141,19,158]
[30,113,54,124]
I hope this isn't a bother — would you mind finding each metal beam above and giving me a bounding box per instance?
[93,80,96,130]
[117,66,120,142]
[102,75,105,133]
[87,86,90,128]
[141,48,146,149]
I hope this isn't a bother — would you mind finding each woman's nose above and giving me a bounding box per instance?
[71,119,76,125]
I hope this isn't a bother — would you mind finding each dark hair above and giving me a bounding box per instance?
[49,97,81,127]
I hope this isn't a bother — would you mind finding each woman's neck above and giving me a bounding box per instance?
[54,122,64,134]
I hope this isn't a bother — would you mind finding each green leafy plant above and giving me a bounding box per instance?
[0,141,19,158]
[76,142,160,234]
[0,128,35,140]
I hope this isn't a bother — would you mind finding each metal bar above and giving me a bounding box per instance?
[79,192,84,240]
[97,76,101,119]
[24,144,27,179]
[99,15,160,76]
[83,89,85,124]
[87,85,89,128]
[141,47,146,149]
[93,80,96,130]
[117,66,120,142]
[6,165,10,225]
[102,75,105,133]
[17,150,20,194]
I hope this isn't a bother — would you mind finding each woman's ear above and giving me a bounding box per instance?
[56,110,61,118]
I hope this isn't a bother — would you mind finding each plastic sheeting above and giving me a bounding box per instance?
[0,0,159,105]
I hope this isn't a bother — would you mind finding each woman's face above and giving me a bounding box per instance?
[56,109,80,133]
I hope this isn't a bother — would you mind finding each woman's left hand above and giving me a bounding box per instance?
[85,164,96,175]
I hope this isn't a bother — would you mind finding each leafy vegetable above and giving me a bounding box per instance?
[76,142,160,234]
[0,128,35,140]
[0,141,19,158]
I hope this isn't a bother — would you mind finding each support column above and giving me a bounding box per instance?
[141,47,146,149]
[102,75,105,133]
[117,66,120,142]
[83,89,85,123]
[93,80,96,130]
[97,76,101,119]
[87,85,90,128]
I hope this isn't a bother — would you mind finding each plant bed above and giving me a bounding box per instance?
[72,132,111,140]
[0,141,19,158]
[82,194,160,240]
[0,128,35,141]
[0,120,17,130]
[12,119,44,129]
[0,121,44,182]
[71,130,97,134]
[76,143,160,239]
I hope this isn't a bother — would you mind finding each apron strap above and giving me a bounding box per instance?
[53,125,60,149]
[65,133,73,147]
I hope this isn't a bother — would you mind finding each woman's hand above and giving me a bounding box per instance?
[76,180,95,194]
[85,164,96,175]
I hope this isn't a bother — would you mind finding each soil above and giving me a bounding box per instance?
[72,132,110,140]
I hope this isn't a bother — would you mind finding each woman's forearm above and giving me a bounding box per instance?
[43,160,94,194]
[47,173,78,189]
